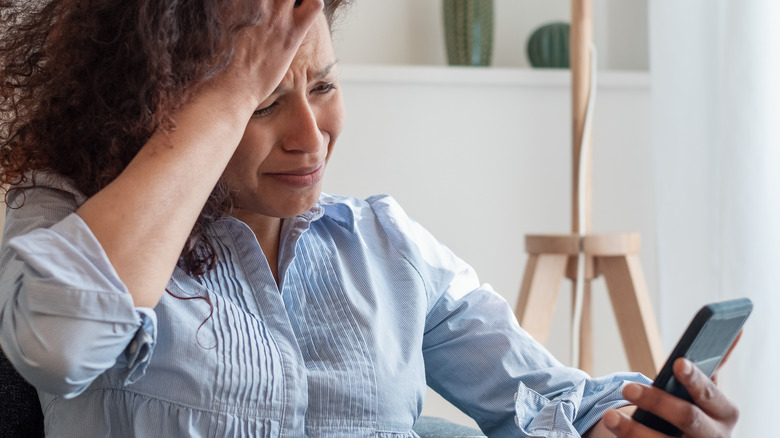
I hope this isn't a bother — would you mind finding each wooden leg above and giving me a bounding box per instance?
[515,253,568,344]
[599,254,664,377]
[572,281,593,374]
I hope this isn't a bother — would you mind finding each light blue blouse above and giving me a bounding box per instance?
[0,173,649,437]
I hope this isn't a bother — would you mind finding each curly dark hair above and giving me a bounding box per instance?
[0,0,351,277]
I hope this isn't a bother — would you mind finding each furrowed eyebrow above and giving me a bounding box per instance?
[313,60,339,80]
[269,60,340,95]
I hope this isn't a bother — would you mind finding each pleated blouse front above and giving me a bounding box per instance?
[0,175,648,437]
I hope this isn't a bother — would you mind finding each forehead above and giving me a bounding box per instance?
[292,14,335,67]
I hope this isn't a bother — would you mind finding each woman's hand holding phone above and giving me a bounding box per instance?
[601,356,739,437]
[589,298,749,438]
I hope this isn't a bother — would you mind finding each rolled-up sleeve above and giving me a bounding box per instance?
[370,195,650,437]
[512,370,647,437]
[0,185,157,398]
[421,284,653,438]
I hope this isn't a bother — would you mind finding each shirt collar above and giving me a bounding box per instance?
[316,193,356,232]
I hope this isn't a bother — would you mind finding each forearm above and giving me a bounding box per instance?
[75,0,323,310]
[76,88,257,308]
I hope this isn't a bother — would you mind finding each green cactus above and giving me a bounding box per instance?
[527,22,570,68]
[443,0,494,66]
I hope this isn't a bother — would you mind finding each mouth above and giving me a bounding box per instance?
[266,163,325,188]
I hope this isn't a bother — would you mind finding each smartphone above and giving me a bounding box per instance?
[631,298,752,436]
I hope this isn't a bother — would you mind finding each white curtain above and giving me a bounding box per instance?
[649,1,780,436]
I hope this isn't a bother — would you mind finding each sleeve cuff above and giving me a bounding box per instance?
[7,212,160,391]
[116,307,158,385]
[514,372,651,437]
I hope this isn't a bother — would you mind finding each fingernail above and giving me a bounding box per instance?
[603,410,621,430]
[623,383,643,401]
[682,358,694,376]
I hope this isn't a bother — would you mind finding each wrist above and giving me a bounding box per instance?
[188,80,259,125]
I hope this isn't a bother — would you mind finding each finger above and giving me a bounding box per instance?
[241,0,324,94]
[265,0,322,34]
[602,409,669,438]
[673,358,739,423]
[621,383,711,435]
[272,0,323,59]
[290,0,324,26]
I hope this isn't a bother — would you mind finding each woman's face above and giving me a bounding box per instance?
[223,14,344,220]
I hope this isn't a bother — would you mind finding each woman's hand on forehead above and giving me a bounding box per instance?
[214,0,325,109]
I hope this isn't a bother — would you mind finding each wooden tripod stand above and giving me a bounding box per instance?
[514,233,663,377]
[514,0,663,378]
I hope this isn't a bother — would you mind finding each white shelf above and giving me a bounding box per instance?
[339,64,650,90]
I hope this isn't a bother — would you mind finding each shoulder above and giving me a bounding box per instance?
[316,194,482,304]
[318,193,413,236]
[3,171,86,241]
[319,192,399,212]
[6,171,87,210]
[317,193,443,265]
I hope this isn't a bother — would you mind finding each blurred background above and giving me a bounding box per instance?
[324,1,779,435]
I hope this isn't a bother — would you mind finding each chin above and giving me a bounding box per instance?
[278,190,322,218]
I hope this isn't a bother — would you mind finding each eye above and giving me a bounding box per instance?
[252,102,277,118]
[312,82,336,95]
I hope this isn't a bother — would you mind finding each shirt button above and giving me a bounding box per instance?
[128,340,138,354]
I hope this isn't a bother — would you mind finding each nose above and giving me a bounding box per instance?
[282,98,324,154]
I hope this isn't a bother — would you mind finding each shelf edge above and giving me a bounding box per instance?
[338,64,650,89]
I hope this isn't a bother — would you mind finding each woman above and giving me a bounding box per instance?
[0,0,740,436]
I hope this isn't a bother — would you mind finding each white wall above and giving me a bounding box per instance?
[334,0,648,70]
[324,66,655,428]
